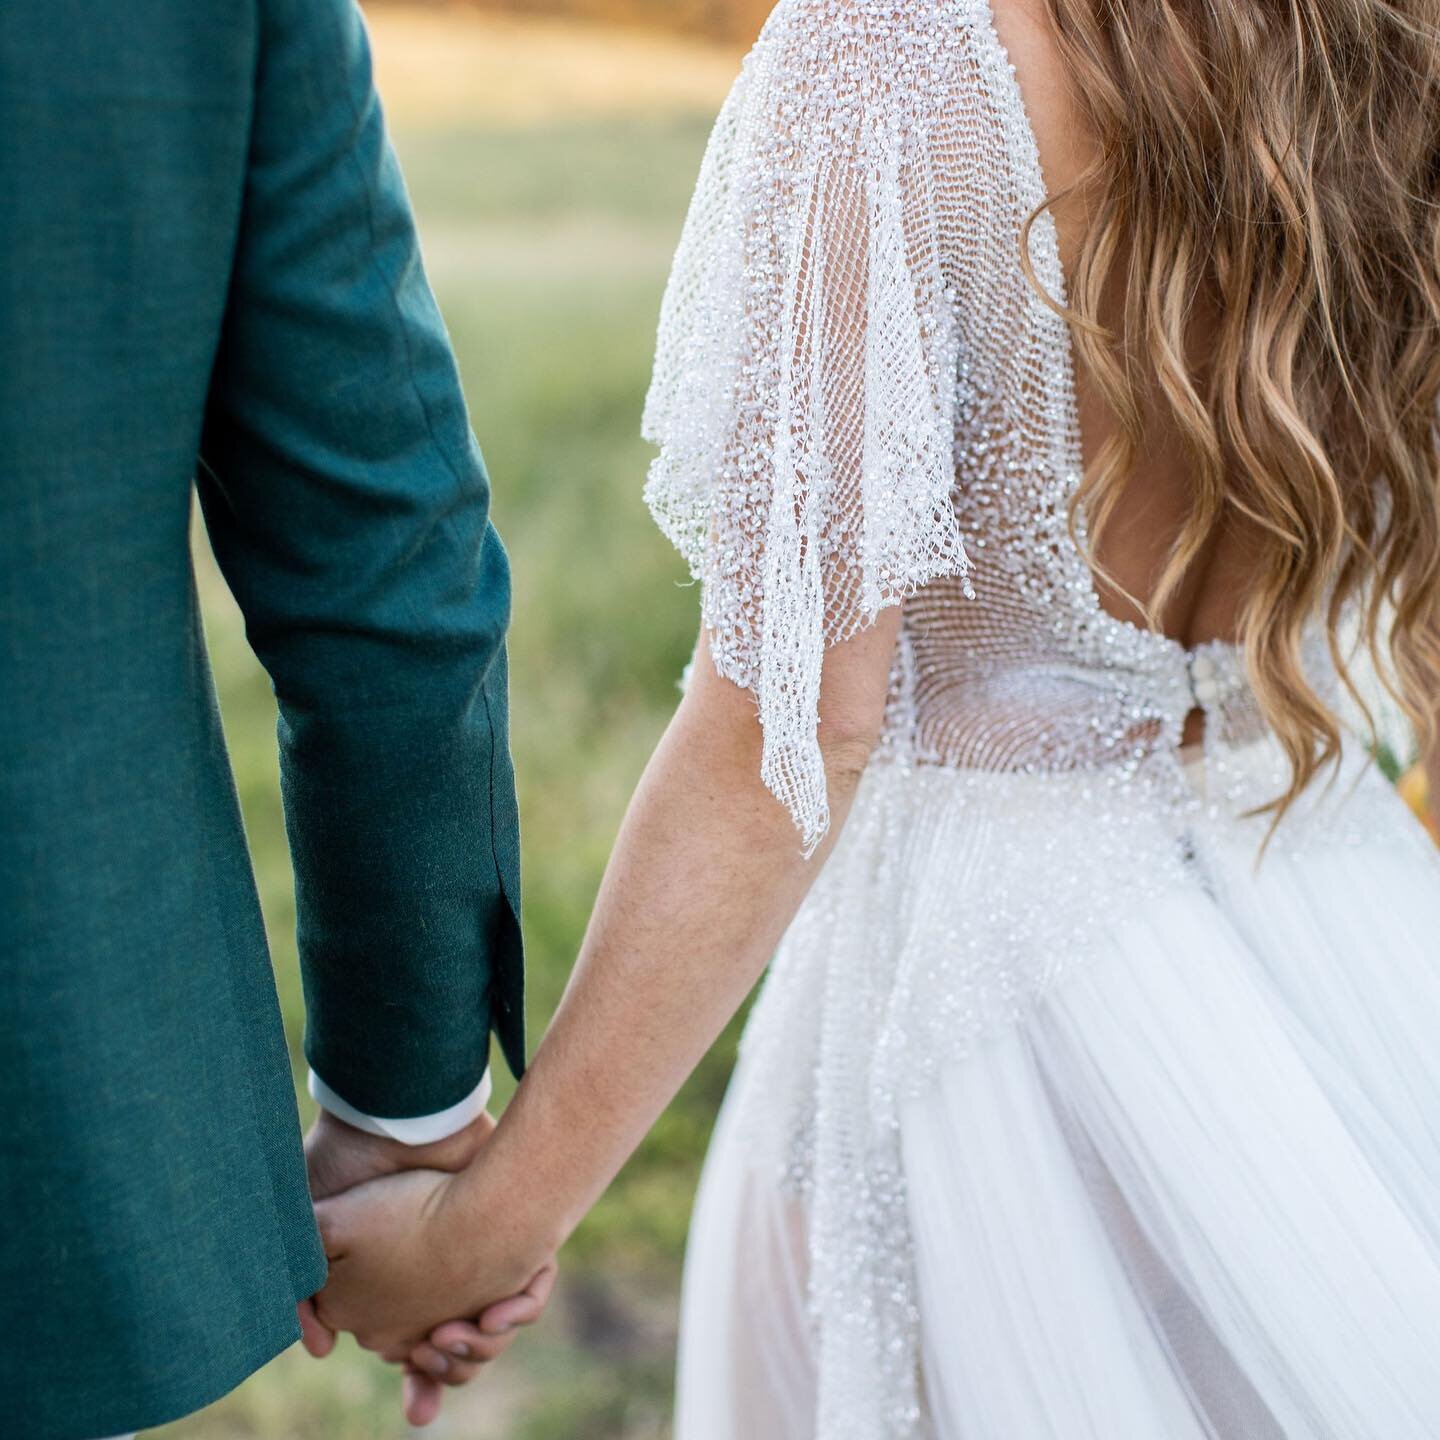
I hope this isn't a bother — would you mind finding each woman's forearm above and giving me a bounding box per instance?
[461,622,896,1253]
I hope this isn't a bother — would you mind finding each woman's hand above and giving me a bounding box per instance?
[300,1106,558,1425]
[311,1162,557,1361]
[400,1266,560,1420]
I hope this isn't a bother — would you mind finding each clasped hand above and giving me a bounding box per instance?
[299,1110,557,1427]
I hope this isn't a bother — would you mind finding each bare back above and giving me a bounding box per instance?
[993,0,1258,659]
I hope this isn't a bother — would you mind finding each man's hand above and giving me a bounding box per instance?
[304,1106,496,1206]
[299,1109,554,1426]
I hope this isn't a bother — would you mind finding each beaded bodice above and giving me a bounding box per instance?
[642,0,1374,849]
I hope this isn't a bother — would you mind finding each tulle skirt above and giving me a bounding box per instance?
[674,738,1440,1439]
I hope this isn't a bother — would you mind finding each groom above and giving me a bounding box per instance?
[0,1,536,1435]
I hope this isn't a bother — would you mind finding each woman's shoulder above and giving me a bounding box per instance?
[753,0,985,54]
[735,0,998,144]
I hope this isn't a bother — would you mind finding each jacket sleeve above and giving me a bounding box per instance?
[197,0,524,1116]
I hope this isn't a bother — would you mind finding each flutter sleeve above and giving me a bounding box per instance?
[643,0,973,852]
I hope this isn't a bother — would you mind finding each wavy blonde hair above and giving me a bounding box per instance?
[1019,0,1440,820]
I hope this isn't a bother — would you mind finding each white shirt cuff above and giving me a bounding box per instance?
[307,1067,493,1146]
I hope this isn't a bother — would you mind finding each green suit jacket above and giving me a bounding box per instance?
[0,3,524,1435]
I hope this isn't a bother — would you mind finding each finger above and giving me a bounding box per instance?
[478,1261,558,1334]
[403,1367,446,1429]
[426,1318,493,1358]
[416,1322,513,1369]
[409,1342,492,1386]
[441,1357,486,1386]
[477,1261,558,1334]
[312,1197,347,1260]
[475,1296,531,1335]
[297,1299,337,1359]
[528,1261,559,1307]
[409,1343,456,1378]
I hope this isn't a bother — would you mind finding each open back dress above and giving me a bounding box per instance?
[640,1,1440,1434]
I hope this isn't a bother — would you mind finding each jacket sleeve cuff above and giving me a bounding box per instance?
[307,1066,493,1145]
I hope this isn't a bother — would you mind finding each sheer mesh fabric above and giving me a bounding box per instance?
[642,0,1257,849]
[644,0,976,850]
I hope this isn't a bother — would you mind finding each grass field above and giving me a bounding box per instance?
[154,9,743,1437]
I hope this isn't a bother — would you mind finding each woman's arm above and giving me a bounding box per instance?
[479,609,900,1231]
[313,612,900,1352]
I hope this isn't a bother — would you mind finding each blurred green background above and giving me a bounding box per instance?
[157,7,753,1436]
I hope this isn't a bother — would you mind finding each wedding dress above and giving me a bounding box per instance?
[641,1,1440,1436]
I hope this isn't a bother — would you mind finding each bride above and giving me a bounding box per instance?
[315,0,1440,1433]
